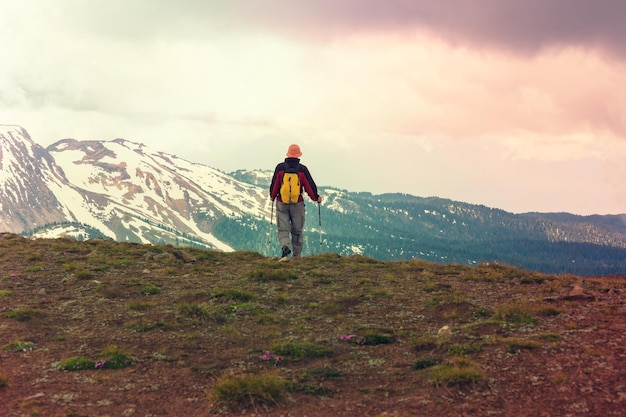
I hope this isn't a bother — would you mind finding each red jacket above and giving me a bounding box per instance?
[269,158,320,203]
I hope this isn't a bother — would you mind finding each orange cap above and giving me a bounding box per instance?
[286,144,302,158]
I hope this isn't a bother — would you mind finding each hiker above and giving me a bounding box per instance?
[269,144,322,258]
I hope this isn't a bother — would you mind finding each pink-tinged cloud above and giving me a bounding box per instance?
[58,1,626,56]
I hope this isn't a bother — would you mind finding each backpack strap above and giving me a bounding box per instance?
[283,162,300,173]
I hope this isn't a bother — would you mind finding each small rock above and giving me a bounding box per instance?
[438,325,452,338]
[563,285,594,301]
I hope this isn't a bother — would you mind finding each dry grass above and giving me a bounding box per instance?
[1,235,625,416]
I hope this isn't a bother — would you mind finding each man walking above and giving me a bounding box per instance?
[269,144,322,258]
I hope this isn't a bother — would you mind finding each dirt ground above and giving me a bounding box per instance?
[1,234,625,416]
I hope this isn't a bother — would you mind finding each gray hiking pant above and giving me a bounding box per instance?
[276,201,305,256]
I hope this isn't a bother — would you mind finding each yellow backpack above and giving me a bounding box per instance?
[280,163,301,204]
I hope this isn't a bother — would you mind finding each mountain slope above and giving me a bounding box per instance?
[43,137,270,249]
[2,125,626,275]
[1,236,624,416]
[0,125,76,231]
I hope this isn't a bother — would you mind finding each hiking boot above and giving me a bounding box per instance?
[281,246,291,258]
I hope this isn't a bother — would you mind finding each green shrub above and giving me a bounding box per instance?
[271,342,333,359]
[2,340,36,352]
[59,357,96,371]
[59,346,136,371]
[0,290,12,297]
[143,284,161,295]
[97,346,137,369]
[4,308,45,321]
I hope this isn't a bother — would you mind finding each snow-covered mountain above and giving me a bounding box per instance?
[1,125,270,249]
[3,124,626,275]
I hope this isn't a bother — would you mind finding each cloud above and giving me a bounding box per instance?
[11,1,625,55]
[2,0,626,214]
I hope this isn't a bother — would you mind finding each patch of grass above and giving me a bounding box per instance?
[58,357,96,371]
[426,357,484,386]
[177,302,214,322]
[493,302,539,325]
[143,284,161,295]
[249,269,298,282]
[129,301,156,311]
[0,290,12,296]
[288,382,335,396]
[211,372,288,409]
[355,329,394,346]
[2,340,36,352]
[505,338,541,353]
[424,292,468,308]
[91,265,109,272]
[447,342,483,355]
[75,269,94,280]
[472,308,494,318]
[223,302,264,317]
[59,346,137,371]
[274,293,290,304]
[123,320,165,333]
[63,261,81,272]
[539,333,562,342]
[213,289,256,302]
[535,305,564,317]
[98,346,137,369]
[476,262,529,281]
[271,342,333,359]
[413,357,443,370]
[411,334,439,352]
[368,288,390,298]
[520,274,550,284]
[25,265,43,272]
[420,282,452,293]
[192,250,218,261]
[464,271,496,282]
[4,308,45,321]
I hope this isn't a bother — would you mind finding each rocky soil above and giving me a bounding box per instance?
[1,234,625,416]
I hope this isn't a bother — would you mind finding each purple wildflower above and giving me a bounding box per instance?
[260,350,282,365]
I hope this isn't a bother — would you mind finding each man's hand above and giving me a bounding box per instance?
[317,196,323,203]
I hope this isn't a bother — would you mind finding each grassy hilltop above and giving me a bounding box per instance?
[0,234,624,416]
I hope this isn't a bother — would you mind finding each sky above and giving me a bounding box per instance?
[1,0,626,215]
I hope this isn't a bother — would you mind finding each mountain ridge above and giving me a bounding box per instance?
[2,125,626,276]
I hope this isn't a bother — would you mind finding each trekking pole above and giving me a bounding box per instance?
[268,199,274,255]
[318,202,322,254]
